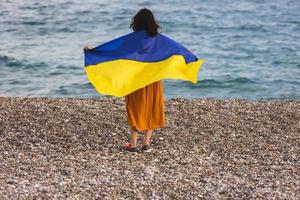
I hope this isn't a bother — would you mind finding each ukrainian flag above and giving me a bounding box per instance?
[84,30,204,97]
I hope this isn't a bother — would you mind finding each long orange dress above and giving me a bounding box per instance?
[125,80,166,132]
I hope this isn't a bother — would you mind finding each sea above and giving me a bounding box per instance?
[1,0,299,100]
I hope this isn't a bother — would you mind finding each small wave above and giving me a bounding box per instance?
[196,79,224,87]
[48,71,65,76]
[57,27,76,33]
[226,77,257,84]
[19,4,52,10]
[48,82,95,96]
[239,24,268,32]
[8,79,32,85]
[70,82,93,89]
[137,1,153,6]
[284,20,300,25]
[75,10,91,15]
[21,21,46,26]
[53,85,70,95]
[0,10,9,16]
[56,65,79,70]
[218,24,268,32]
[25,62,48,69]
[0,55,23,67]
[270,79,300,85]
[0,55,48,69]
[179,77,258,89]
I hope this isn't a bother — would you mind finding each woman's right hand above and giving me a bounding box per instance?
[84,45,93,51]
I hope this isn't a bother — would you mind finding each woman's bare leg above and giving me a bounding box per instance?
[129,125,138,147]
[142,129,153,146]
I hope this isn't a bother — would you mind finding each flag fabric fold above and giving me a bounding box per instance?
[84,30,204,97]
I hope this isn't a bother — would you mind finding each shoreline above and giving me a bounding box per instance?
[1,97,299,199]
[2,95,299,101]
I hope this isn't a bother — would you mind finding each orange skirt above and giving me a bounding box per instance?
[125,80,166,132]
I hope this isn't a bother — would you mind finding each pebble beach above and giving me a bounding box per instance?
[0,97,299,199]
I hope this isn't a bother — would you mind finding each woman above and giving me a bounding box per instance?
[84,8,165,153]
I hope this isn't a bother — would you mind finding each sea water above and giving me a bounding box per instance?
[1,0,299,100]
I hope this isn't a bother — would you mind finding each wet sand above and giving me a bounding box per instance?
[0,97,299,199]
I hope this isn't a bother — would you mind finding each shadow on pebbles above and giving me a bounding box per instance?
[0,96,299,199]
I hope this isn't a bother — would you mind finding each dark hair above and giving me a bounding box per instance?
[130,8,161,36]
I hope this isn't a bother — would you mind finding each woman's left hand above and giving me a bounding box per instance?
[84,45,93,51]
